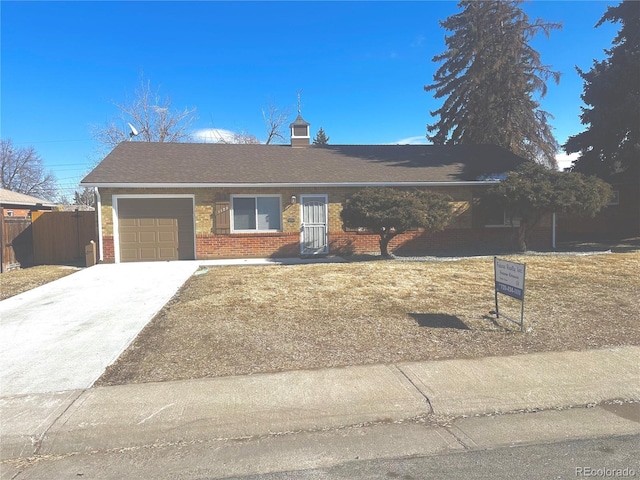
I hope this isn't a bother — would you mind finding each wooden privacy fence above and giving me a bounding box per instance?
[31,211,98,266]
[1,215,34,272]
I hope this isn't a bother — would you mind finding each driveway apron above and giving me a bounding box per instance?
[0,262,199,396]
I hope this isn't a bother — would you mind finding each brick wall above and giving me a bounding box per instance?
[102,236,115,262]
[98,186,552,261]
[329,227,551,256]
[557,182,640,237]
[197,232,299,258]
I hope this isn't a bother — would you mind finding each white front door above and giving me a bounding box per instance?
[300,195,329,255]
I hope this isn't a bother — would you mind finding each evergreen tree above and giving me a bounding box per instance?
[564,1,640,179]
[313,127,330,145]
[73,187,96,208]
[425,1,561,167]
[484,163,611,251]
[341,188,452,258]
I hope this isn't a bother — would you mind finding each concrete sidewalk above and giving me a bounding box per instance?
[2,346,638,462]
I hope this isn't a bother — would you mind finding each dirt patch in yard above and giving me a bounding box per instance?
[96,250,640,387]
[1,265,80,300]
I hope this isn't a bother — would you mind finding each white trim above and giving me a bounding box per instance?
[230,194,282,233]
[300,194,329,255]
[95,188,103,261]
[82,181,500,188]
[111,194,196,263]
[290,126,310,138]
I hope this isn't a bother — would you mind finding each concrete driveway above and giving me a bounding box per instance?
[0,261,199,397]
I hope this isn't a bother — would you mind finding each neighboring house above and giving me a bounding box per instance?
[81,120,551,263]
[0,188,57,218]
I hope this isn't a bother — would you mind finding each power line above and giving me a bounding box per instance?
[46,162,91,167]
[10,139,93,145]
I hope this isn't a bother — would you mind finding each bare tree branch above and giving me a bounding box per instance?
[232,131,262,144]
[90,75,197,153]
[1,139,57,200]
[262,102,291,145]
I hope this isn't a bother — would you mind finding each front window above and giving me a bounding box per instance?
[485,208,520,227]
[232,195,281,232]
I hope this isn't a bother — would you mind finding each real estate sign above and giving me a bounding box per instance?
[494,258,526,301]
[493,257,527,331]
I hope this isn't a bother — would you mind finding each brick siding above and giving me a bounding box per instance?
[102,236,115,262]
[557,183,640,237]
[98,186,553,261]
[197,232,299,258]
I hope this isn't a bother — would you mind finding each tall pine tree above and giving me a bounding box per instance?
[425,1,561,167]
[564,1,640,179]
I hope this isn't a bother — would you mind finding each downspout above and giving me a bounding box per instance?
[552,212,556,250]
[95,188,104,262]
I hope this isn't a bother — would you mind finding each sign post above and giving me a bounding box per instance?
[494,257,526,331]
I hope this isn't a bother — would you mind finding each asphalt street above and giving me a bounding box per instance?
[225,434,640,480]
[3,402,638,480]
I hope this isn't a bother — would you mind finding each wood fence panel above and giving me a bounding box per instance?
[32,211,98,265]
[1,213,34,272]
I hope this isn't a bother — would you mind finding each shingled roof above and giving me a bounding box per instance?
[0,188,57,208]
[81,142,526,186]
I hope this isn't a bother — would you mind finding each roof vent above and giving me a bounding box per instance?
[289,90,310,147]
[289,114,310,147]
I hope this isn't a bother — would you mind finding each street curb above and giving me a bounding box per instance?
[1,346,638,461]
[397,346,640,416]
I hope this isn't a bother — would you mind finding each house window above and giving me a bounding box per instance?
[608,190,620,206]
[6,210,14,217]
[231,195,281,232]
[485,208,520,227]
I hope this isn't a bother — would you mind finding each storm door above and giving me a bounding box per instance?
[300,195,329,255]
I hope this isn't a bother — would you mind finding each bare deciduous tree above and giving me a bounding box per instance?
[232,131,262,144]
[262,102,291,145]
[91,76,197,151]
[1,139,57,200]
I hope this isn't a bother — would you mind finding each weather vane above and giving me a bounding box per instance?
[296,89,303,114]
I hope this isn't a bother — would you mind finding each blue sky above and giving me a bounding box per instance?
[1,1,619,199]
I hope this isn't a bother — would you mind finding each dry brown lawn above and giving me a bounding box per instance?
[97,251,640,387]
[0,265,80,300]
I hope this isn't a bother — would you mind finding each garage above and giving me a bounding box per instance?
[116,197,195,262]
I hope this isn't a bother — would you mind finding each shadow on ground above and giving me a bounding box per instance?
[555,235,640,254]
[410,313,470,330]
